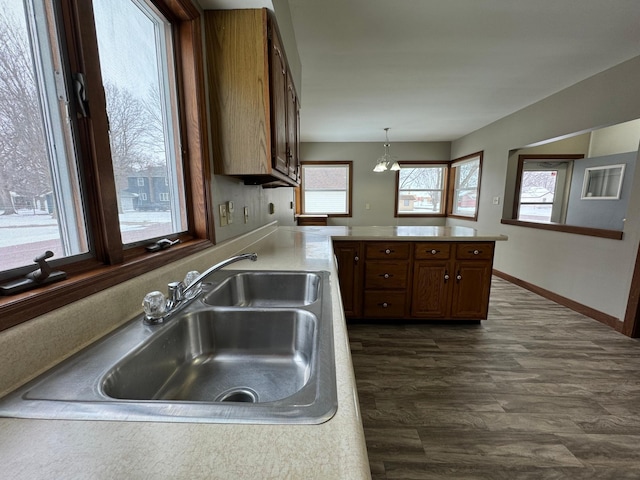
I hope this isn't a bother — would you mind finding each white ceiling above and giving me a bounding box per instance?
[199,0,640,143]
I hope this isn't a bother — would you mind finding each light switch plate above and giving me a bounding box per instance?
[227,201,233,224]
[219,204,228,226]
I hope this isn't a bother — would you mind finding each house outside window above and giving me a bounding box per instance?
[395,162,448,216]
[448,152,482,220]
[301,162,352,216]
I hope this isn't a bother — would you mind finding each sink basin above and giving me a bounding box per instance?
[203,271,320,307]
[0,270,336,424]
[102,309,316,403]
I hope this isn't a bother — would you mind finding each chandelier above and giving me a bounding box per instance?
[373,128,400,172]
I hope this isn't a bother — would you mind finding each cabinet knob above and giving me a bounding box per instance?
[473,250,480,255]
[456,274,462,281]
[444,274,450,281]
[384,249,392,254]
[383,273,390,279]
[381,302,389,308]
[354,256,359,262]
[431,249,438,255]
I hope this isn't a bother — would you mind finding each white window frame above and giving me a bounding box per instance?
[301,162,352,216]
[395,162,448,216]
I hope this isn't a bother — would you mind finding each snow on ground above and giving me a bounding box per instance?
[0,209,172,247]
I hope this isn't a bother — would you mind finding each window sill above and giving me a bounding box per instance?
[0,239,213,332]
[447,213,478,222]
[394,213,447,218]
[500,219,623,240]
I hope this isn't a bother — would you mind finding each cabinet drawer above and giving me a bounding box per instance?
[365,262,409,289]
[363,291,406,317]
[414,242,452,260]
[365,242,410,260]
[455,242,494,260]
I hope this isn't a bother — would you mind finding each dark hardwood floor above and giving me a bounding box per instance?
[348,277,640,479]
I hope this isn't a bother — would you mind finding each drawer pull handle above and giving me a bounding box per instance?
[384,249,393,255]
[381,302,389,308]
[381,273,391,279]
[472,249,480,255]
[431,249,438,255]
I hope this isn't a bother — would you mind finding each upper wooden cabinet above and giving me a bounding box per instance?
[205,9,300,186]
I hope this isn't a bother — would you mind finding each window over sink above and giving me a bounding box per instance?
[0,0,211,332]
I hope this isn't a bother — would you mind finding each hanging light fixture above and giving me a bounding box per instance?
[373,128,401,172]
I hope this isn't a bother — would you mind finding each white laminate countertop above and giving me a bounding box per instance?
[310,225,508,242]
[0,224,506,479]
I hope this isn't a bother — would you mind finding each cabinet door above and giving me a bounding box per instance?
[333,242,362,318]
[268,30,288,175]
[449,261,492,319]
[411,260,451,318]
[286,77,300,181]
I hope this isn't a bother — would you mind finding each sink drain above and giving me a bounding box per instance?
[215,388,258,403]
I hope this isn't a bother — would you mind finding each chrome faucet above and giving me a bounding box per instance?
[142,253,258,324]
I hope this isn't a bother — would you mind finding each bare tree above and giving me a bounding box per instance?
[0,8,167,217]
[105,83,154,177]
[141,84,169,161]
[0,9,51,215]
[521,170,557,194]
[398,166,445,211]
[104,81,168,200]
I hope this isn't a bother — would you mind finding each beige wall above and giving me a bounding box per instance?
[300,141,451,227]
[211,176,295,243]
[589,118,640,157]
[449,55,640,323]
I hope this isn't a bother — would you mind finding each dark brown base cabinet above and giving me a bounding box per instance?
[334,240,495,321]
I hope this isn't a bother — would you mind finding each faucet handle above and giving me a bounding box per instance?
[183,270,200,287]
[142,291,167,321]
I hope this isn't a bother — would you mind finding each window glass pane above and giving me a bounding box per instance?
[302,164,349,214]
[397,166,445,214]
[453,189,477,214]
[94,0,187,245]
[518,170,557,222]
[452,158,480,216]
[0,1,88,272]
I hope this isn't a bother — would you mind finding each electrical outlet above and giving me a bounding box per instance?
[268,203,275,214]
[492,196,501,205]
[219,204,228,226]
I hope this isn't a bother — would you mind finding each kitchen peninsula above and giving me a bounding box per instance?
[0,223,505,479]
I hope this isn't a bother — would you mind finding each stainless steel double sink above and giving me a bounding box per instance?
[0,270,337,424]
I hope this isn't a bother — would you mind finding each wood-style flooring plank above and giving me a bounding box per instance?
[349,277,640,479]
